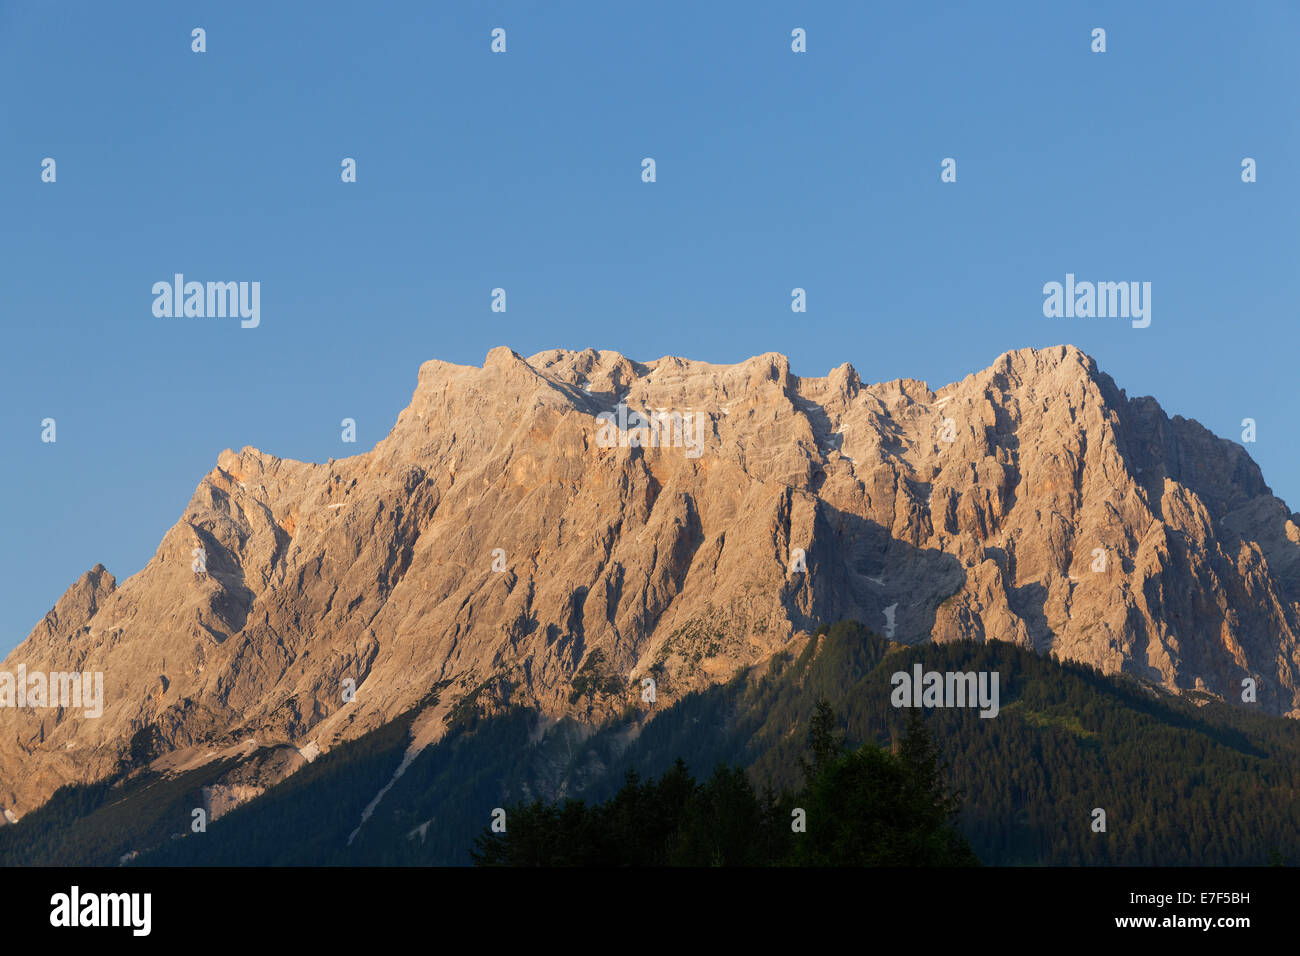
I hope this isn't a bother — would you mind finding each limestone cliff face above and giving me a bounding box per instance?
[3,344,1298,817]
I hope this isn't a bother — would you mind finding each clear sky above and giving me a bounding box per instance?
[2,1,1297,654]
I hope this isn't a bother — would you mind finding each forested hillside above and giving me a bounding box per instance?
[4,622,1297,866]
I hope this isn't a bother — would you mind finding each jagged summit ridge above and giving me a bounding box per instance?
[2,343,1297,819]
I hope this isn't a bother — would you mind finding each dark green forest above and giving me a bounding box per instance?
[470,704,979,866]
[3,621,1298,866]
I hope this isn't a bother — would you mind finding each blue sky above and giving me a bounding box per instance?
[2,1,1297,654]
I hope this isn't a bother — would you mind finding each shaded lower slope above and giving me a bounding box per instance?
[4,622,1297,866]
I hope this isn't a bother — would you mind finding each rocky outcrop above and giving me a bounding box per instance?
[2,344,1297,818]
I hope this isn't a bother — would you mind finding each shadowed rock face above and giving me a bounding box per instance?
[2,343,1298,817]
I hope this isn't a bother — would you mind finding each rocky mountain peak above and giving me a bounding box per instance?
[1,344,1296,821]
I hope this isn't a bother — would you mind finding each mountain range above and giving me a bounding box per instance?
[3,343,1298,828]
